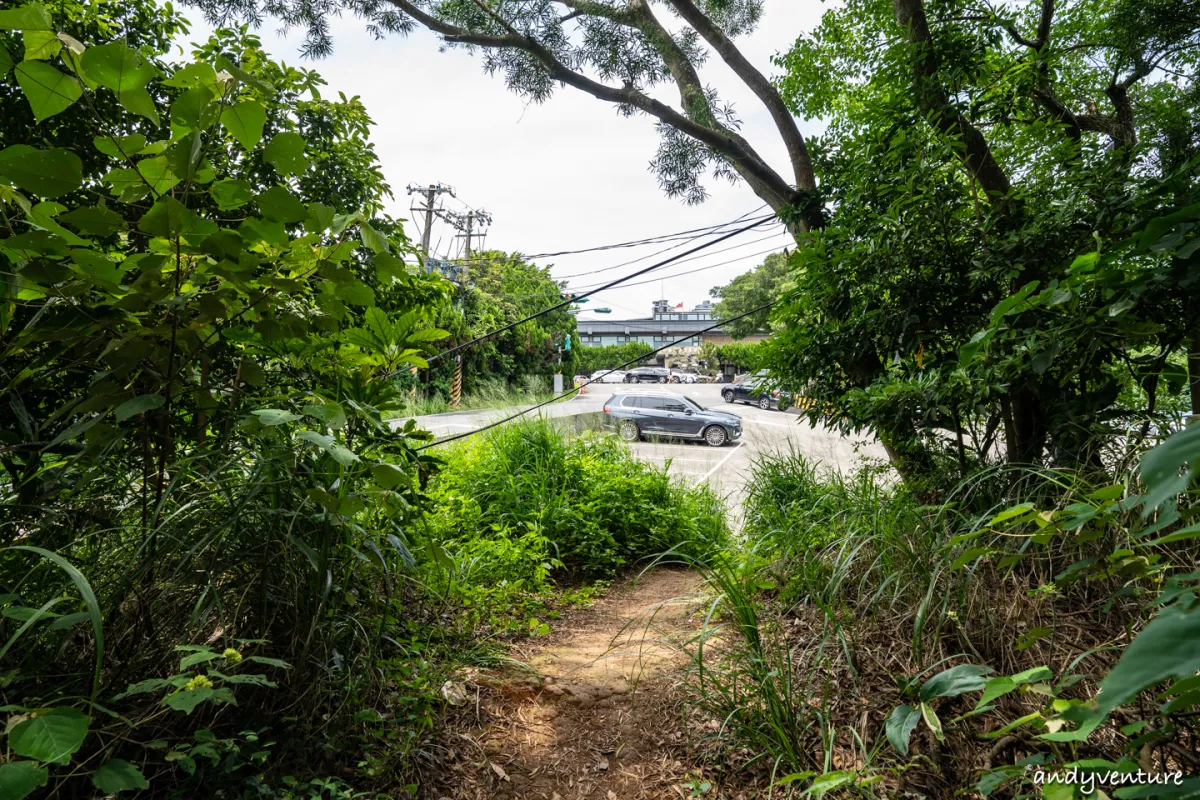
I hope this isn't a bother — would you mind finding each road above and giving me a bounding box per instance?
[400,383,888,512]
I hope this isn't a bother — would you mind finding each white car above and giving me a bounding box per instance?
[589,369,628,384]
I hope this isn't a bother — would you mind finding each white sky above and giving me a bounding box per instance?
[184,0,827,320]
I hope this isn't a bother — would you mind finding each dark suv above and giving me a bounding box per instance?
[722,372,792,410]
[602,391,742,446]
[625,366,670,384]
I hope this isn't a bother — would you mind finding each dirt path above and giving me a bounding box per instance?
[430,569,711,800]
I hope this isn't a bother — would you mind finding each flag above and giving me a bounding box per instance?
[675,302,683,309]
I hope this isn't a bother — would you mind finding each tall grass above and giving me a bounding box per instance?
[690,449,1200,795]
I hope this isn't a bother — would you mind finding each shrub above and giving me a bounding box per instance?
[425,419,729,580]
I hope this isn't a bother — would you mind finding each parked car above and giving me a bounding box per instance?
[602,391,742,446]
[722,372,792,411]
[625,366,671,384]
[588,369,629,384]
[669,370,699,384]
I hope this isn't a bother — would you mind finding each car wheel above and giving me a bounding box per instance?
[722,389,734,404]
[658,376,668,384]
[703,425,728,447]
[618,420,640,442]
[759,395,771,410]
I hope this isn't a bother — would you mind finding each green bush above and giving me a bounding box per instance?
[425,419,729,578]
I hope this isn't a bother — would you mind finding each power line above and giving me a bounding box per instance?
[551,213,782,280]
[414,300,776,451]
[567,234,791,292]
[571,242,790,293]
[501,205,771,261]
[425,215,774,367]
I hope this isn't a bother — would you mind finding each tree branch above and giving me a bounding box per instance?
[662,0,817,197]
[892,0,1012,200]
[385,0,801,214]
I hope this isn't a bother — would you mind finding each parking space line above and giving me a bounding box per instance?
[700,442,743,482]
[742,418,793,429]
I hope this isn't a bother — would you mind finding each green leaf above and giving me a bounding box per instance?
[220,100,266,151]
[180,650,222,669]
[92,760,149,793]
[252,409,302,426]
[79,42,156,93]
[113,678,173,699]
[371,462,410,489]
[406,328,452,343]
[0,762,48,800]
[0,146,82,198]
[989,503,1035,526]
[335,280,375,307]
[303,402,347,428]
[263,132,309,175]
[256,185,308,223]
[1082,600,1200,722]
[138,197,197,238]
[15,61,82,121]
[920,664,991,700]
[93,134,147,158]
[135,156,181,196]
[209,179,253,211]
[359,220,390,254]
[8,707,90,765]
[114,394,165,422]
[976,677,1016,710]
[163,687,214,714]
[885,704,921,755]
[802,771,854,796]
[0,3,53,31]
[0,45,13,75]
[57,205,126,236]
[919,701,943,741]
[22,29,61,61]
[296,430,359,466]
[1139,425,1200,513]
[49,610,92,630]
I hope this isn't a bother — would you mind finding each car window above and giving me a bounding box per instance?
[685,398,705,412]
[621,396,641,408]
[662,401,688,412]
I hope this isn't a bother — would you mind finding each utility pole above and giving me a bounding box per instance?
[451,209,492,282]
[406,183,455,267]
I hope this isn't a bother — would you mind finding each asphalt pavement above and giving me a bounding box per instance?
[397,383,888,514]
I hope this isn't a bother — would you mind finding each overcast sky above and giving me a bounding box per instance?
[186,0,827,320]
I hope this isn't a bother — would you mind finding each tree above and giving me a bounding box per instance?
[191,0,823,230]
[766,0,1200,485]
[709,250,788,338]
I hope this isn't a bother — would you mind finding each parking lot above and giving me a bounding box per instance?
[406,382,888,513]
[599,384,886,503]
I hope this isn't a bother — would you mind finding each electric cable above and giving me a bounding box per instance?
[425,215,774,366]
[414,300,775,451]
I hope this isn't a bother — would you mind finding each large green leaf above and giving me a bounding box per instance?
[297,430,359,466]
[210,179,254,211]
[92,759,149,793]
[22,29,61,61]
[0,3,52,31]
[263,132,309,175]
[256,185,308,223]
[920,664,991,700]
[13,61,81,122]
[1139,425,1200,513]
[0,147,82,198]
[1083,600,1200,722]
[79,42,156,92]
[163,687,214,714]
[0,45,14,75]
[885,704,921,755]
[220,100,266,151]
[0,762,48,800]
[252,409,302,426]
[114,394,164,422]
[57,205,127,236]
[138,197,197,238]
[8,707,90,765]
